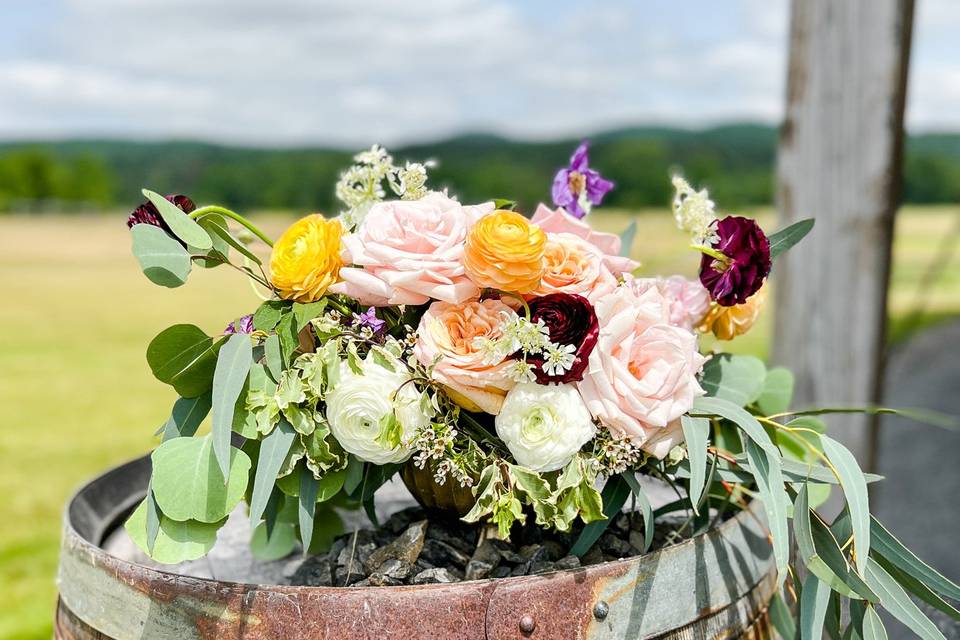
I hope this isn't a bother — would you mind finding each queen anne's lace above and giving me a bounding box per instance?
[336,145,435,229]
[672,175,718,245]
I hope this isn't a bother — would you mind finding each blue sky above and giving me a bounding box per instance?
[0,0,956,146]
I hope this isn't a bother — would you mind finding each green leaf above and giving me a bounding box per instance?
[769,592,797,640]
[693,396,779,456]
[307,505,345,554]
[621,472,654,552]
[570,474,630,557]
[193,214,231,267]
[492,198,517,210]
[125,499,224,564]
[768,218,815,259]
[299,472,319,550]
[130,224,192,287]
[800,574,831,640]
[820,435,870,574]
[343,456,364,494]
[757,367,795,415]
[248,419,297,525]
[277,313,299,365]
[250,519,297,561]
[196,213,262,265]
[700,354,767,407]
[147,324,223,398]
[618,220,637,257]
[142,188,212,250]
[160,392,212,442]
[253,300,287,332]
[744,438,790,579]
[864,557,946,640]
[294,300,327,331]
[151,435,251,523]
[861,605,887,640]
[793,484,878,601]
[874,555,960,621]
[211,333,253,479]
[510,465,557,527]
[870,516,960,601]
[145,483,161,553]
[264,335,283,381]
[679,415,709,512]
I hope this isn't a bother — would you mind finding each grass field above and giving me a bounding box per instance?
[0,206,957,639]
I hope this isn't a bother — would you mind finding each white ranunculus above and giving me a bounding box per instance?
[325,355,430,465]
[495,383,596,472]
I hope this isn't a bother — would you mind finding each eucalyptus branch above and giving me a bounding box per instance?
[189,205,275,247]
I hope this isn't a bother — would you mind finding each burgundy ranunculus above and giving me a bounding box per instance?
[126,194,196,232]
[699,216,771,307]
[525,293,599,384]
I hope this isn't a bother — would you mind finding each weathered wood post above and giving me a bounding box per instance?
[773,0,914,470]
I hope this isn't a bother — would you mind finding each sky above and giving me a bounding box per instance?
[0,0,957,147]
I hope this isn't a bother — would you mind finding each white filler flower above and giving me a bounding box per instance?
[326,356,429,465]
[495,383,596,472]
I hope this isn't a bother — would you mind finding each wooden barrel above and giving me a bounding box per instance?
[56,456,777,639]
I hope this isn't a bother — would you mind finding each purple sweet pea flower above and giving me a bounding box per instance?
[353,307,386,334]
[224,314,254,335]
[551,142,614,219]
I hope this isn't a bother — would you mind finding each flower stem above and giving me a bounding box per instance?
[689,243,728,265]
[189,205,274,247]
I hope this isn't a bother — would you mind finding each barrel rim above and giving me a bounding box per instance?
[57,454,776,639]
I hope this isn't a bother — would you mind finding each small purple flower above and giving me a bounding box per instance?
[224,314,255,335]
[353,307,386,334]
[551,142,614,219]
[699,216,771,306]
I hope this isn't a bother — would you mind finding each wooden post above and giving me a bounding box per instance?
[773,0,914,470]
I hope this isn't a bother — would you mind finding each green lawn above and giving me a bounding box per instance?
[0,206,957,639]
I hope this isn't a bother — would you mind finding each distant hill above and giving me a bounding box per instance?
[1,124,959,213]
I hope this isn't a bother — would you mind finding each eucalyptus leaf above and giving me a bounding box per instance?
[250,519,297,561]
[160,392,212,442]
[680,415,709,512]
[820,434,871,574]
[193,214,231,267]
[146,324,222,398]
[125,498,225,564]
[757,367,795,415]
[618,220,637,257]
[299,472,319,551]
[800,574,831,640]
[151,435,251,523]
[744,438,790,579]
[248,419,297,525]
[701,354,767,407]
[211,333,253,479]
[876,555,960,622]
[264,334,283,381]
[142,188,213,249]
[870,516,960,601]
[861,605,887,640]
[693,396,779,456]
[131,224,192,288]
[145,483,161,553]
[864,557,946,640]
[621,472,654,552]
[196,213,263,265]
[570,474,630,557]
[769,592,797,640]
[768,218,815,259]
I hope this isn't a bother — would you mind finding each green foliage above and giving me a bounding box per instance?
[211,333,253,479]
[569,473,630,557]
[248,419,297,525]
[768,218,815,259]
[130,224,191,288]
[701,354,767,407]
[756,368,795,415]
[159,392,212,442]
[146,324,223,398]
[125,499,224,565]
[150,435,251,524]
[142,189,212,250]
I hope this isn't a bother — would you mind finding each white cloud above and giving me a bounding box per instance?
[0,0,954,145]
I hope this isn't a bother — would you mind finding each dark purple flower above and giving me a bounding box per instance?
[126,194,196,232]
[353,307,386,334]
[522,293,599,384]
[699,216,771,307]
[224,314,254,335]
[551,142,614,219]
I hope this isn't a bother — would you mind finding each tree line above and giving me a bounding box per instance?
[1,124,958,214]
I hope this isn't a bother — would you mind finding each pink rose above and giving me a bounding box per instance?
[413,299,517,415]
[531,204,639,277]
[629,275,710,331]
[330,192,494,306]
[578,284,707,458]
[532,232,620,302]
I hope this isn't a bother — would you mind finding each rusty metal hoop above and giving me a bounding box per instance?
[56,455,776,639]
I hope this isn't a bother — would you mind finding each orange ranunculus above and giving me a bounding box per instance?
[698,287,766,340]
[270,214,343,303]
[463,210,546,294]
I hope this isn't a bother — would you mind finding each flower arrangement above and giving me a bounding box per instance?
[125,143,957,639]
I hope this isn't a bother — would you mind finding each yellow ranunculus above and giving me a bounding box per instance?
[270,214,343,303]
[463,210,546,293]
[698,287,766,340]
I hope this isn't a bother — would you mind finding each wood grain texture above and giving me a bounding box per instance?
[774,0,915,470]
